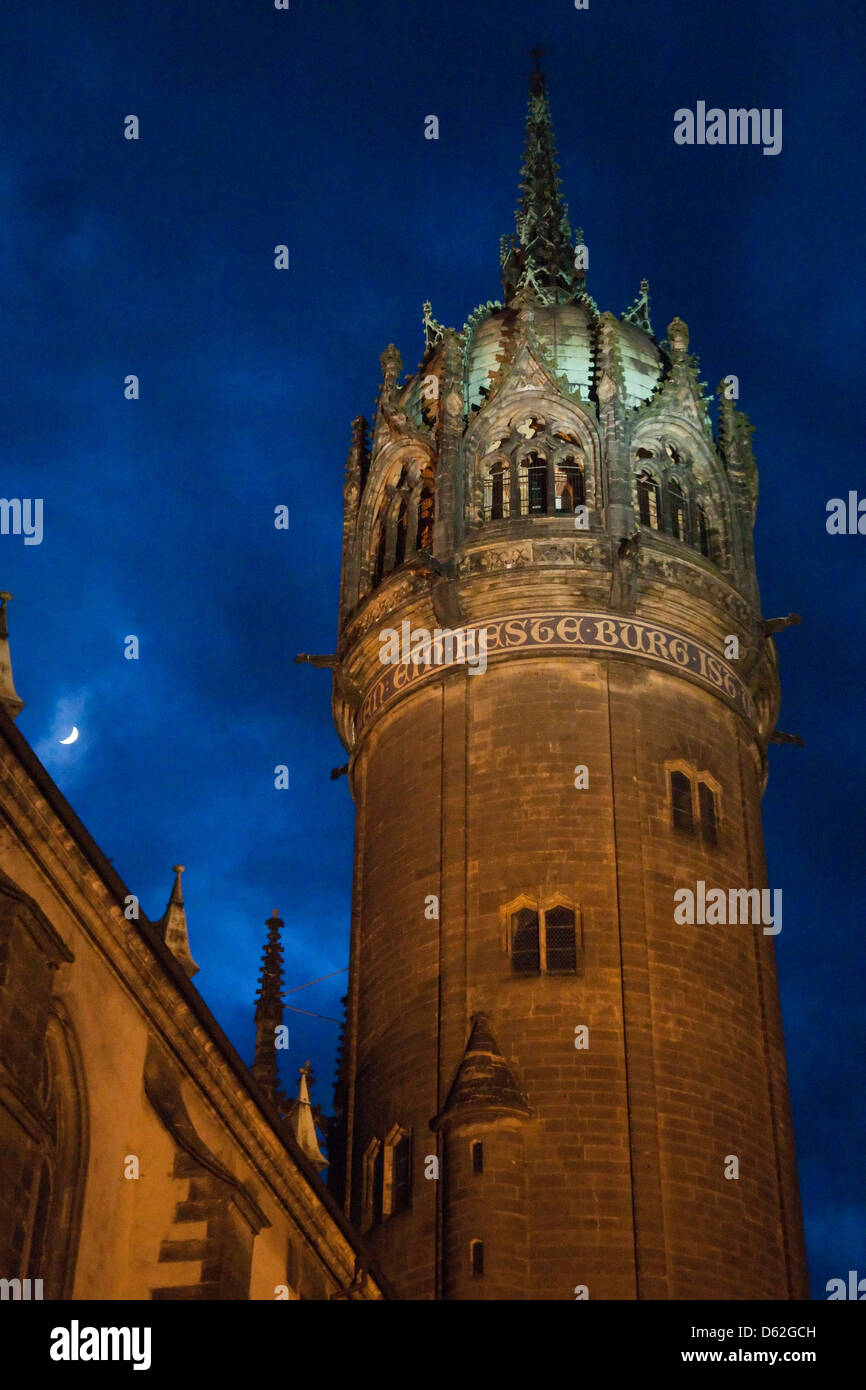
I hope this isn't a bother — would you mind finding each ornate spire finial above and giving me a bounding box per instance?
[500,68,584,305]
[169,864,185,904]
[158,864,199,979]
[289,1058,328,1167]
[0,591,24,719]
[622,278,654,336]
[252,910,288,1110]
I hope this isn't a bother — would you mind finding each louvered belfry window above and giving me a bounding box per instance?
[511,907,540,974]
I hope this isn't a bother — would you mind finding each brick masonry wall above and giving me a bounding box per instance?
[346,650,808,1300]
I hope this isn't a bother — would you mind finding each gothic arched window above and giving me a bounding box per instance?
[544,905,577,973]
[372,503,389,587]
[393,496,409,569]
[391,1131,412,1215]
[18,1011,88,1298]
[555,456,585,514]
[698,781,718,846]
[511,906,540,974]
[696,504,711,558]
[636,469,661,529]
[670,770,694,833]
[667,478,686,540]
[519,453,547,515]
[484,460,510,521]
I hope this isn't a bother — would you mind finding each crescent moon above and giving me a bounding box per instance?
[59,727,79,745]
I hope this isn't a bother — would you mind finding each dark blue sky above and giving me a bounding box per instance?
[1,0,863,1299]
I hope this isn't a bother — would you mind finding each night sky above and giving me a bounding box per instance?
[1,1,863,1300]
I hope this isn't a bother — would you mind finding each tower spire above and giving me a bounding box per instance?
[252,910,288,1109]
[0,592,24,719]
[501,56,584,304]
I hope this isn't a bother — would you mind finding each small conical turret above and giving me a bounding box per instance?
[157,865,199,979]
[0,592,24,719]
[288,1061,328,1168]
[435,1013,530,1126]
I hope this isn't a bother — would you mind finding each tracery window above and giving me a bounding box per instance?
[555,456,585,514]
[372,501,389,587]
[483,460,511,521]
[669,766,720,845]
[519,453,547,515]
[698,781,718,846]
[508,901,581,974]
[696,504,711,558]
[544,905,577,973]
[670,770,694,833]
[636,469,661,529]
[511,906,540,974]
[16,1012,87,1297]
[667,477,687,541]
[393,495,408,568]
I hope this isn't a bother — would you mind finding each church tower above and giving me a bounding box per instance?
[323,67,808,1300]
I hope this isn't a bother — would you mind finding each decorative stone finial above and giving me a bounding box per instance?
[0,592,24,719]
[158,864,199,979]
[379,343,402,399]
[289,1059,328,1167]
[667,317,690,354]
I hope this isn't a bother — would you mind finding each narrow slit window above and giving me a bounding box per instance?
[471,1240,484,1277]
[471,1141,483,1175]
[393,497,408,568]
[671,771,694,833]
[697,505,710,557]
[544,905,577,973]
[698,781,718,846]
[511,907,540,974]
[391,1132,412,1214]
[372,1143,384,1224]
[373,507,388,586]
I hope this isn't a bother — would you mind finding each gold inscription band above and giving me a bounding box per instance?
[356,612,756,735]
